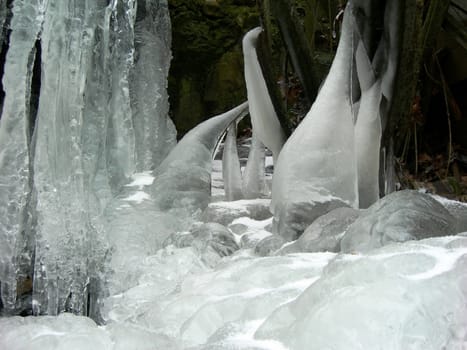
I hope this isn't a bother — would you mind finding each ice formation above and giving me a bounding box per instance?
[1,1,466,349]
[0,0,176,316]
[354,40,382,208]
[150,102,248,213]
[222,124,243,201]
[271,5,358,240]
[242,133,267,199]
[242,27,286,160]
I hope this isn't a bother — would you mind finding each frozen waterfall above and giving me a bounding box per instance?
[0,1,466,349]
[0,0,176,316]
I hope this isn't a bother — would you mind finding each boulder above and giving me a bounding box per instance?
[341,190,457,253]
[278,207,359,254]
[201,199,272,226]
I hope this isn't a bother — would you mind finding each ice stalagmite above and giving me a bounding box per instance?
[242,133,267,199]
[271,6,358,241]
[354,40,382,208]
[222,123,243,201]
[0,0,45,314]
[243,27,286,161]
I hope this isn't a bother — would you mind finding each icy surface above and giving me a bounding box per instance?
[271,7,358,240]
[222,124,243,201]
[2,236,466,349]
[256,236,467,350]
[243,27,286,160]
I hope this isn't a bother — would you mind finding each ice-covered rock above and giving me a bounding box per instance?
[272,197,350,242]
[255,235,287,257]
[432,195,467,233]
[256,236,467,350]
[279,207,360,254]
[190,223,240,257]
[341,190,457,253]
[202,199,272,226]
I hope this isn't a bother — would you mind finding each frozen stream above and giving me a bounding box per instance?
[1,161,467,349]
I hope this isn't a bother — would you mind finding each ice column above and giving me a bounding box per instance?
[130,0,176,171]
[32,0,113,316]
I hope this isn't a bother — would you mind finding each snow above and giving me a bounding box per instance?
[122,191,150,203]
[124,172,155,188]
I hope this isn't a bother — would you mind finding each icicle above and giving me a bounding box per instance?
[32,0,111,316]
[222,123,243,201]
[242,27,286,161]
[130,0,176,171]
[0,0,45,314]
[242,132,267,199]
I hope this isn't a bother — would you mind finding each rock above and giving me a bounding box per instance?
[432,195,467,233]
[202,199,272,226]
[272,198,349,242]
[191,222,240,258]
[277,207,360,254]
[341,190,457,253]
[255,235,286,256]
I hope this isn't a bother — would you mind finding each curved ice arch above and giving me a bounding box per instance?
[150,102,249,214]
[243,27,286,161]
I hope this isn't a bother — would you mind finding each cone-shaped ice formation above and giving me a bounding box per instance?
[271,6,358,240]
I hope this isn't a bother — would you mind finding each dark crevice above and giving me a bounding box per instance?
[29,39,41,140]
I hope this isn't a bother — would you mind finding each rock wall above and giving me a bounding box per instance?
[168,0,259,136]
